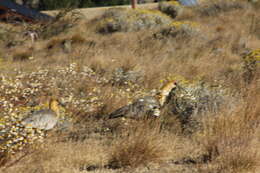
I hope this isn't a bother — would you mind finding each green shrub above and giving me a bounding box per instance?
[97,8,173,33]
[159,1,184,18]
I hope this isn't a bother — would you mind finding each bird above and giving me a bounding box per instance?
[21,98,60,130]
[108,96,161,119]
[108,81,177,119]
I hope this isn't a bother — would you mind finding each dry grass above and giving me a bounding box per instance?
[12,50,33,61]
[107,120,169,169]
[0,1,260,173]
[195,84,260,173]
[1,140,108,173]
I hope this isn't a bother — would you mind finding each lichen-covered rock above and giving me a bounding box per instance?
[97,8,172,33]
[242,48,260,83]
[159,1,184,18]
[154,21,200,39]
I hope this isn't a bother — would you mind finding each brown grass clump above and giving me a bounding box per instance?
[46,37,64,50]
[0,152,9,167]
[46,34,86,51]
[70,33,86,44]
[248,11,260,39]
[197,0,248,17]
[107,120,168,169]
[195,87,259,173]
[1,139,108,173]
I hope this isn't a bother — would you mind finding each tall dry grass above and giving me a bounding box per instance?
[107,120,170,169]
[195,83,259,173]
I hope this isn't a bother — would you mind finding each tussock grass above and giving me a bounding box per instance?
[195,85,259,172]
[107,120,169,169]
[197,0,249,17]
[0,152,9,167]
[12,50,33,61]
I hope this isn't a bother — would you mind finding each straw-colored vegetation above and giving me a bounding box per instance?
[0,0,259,172]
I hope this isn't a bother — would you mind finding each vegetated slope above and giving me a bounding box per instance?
[0,1,259,173]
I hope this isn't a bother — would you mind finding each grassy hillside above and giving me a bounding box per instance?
[0,0,259,173]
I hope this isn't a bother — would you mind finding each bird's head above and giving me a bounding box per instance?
[49,98,60,116]
[158,80,177,106]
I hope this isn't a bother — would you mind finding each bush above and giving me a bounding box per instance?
[197,0,247,17]
[242,48,260,84]
[26,8,82,39]
[159,1,184,18]
[46,34,86,51]
[160,76,232,131]
[0,26,18,46]
[154,21,200,39]
[107,121,167,169]
[195,98,259,173]
[0,27,10,42]
[97,8,172,33]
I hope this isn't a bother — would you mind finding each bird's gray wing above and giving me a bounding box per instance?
[108,104,133,119]
[22,109,54,124]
